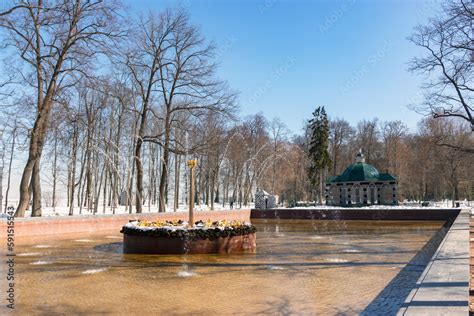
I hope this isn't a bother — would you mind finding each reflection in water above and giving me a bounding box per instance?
[17,252,41,257]
[82,268,108,275]
[177,270,197,278]
[29,261,54,265]
[11,219,444,315]
[74,239,95,243]
[34,245,52,249]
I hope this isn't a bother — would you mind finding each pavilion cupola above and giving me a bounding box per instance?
[355,149,365,163]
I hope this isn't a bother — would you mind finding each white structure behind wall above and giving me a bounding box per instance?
[255,190,277,209]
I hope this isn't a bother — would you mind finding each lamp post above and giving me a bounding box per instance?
[187,159,197,227]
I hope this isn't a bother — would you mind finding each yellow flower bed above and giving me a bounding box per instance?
[135,219,249,229]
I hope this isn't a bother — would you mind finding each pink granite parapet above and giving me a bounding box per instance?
[0,210,251,238]
[123,232,257,254]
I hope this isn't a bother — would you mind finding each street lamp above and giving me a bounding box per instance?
[187,159,197,227]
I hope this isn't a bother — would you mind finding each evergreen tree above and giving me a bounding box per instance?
[308,106,332,204]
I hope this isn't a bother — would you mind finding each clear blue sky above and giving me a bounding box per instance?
[125,0,439,134]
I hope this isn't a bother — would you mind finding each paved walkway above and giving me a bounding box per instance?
[399,209,469,315]
[470,212,474,314]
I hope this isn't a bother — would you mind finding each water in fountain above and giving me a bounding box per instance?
[14,219,445,314]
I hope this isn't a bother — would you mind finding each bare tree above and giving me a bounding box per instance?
[0,0,122,217]
[269,118,287,194]
[422,117,473,205]
[409,0,473,131]
[136,9,236,212]
[121,12,178,213]
[356,119,380,164]
[380,120,408,175]
[329,118,354,176]
[67,109,80,216]
[3,121,17,212]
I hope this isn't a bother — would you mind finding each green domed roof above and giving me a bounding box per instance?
[335,162,380,182]
[326,151,397,183]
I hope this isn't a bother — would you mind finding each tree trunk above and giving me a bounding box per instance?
[318,172,323,205]
[85,143,92,212]
[52,134,58,211]
[158,148,169,213]
[0,140,4,213]
[174,153,180,212]
[69,122,79,216]
[103,164,108,214]
[135,138,144,213]
[128,118,138,214]
[31,157,42,217]
[210,171,215,211]
[94,164,105,215]
[4,128,16,212]
[16,76,57,217]
[15,156,35,216]
[77,144,87,212]
[158,119,171,213]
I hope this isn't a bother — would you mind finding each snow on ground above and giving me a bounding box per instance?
[6,202,251,218]
[1,199,472,219]
[277,200,473,210]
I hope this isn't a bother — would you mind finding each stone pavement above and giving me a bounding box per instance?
[398,209,469,315]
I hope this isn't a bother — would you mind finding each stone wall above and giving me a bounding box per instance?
[0,210,251,238]
[251,208,460,221]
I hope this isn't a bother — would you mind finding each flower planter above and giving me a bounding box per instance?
[121,220,257,254]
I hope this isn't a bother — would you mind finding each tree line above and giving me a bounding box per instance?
[0,1,472,217]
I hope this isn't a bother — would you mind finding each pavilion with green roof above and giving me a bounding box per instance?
[325,151,398,206]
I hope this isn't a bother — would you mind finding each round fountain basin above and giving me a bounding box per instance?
[123,232,257,254]
[121,221,257,254]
